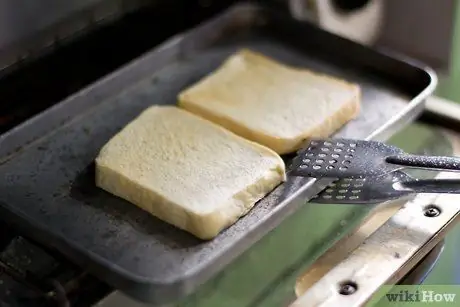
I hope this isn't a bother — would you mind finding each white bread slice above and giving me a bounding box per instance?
[95,106,286,240]
[178,49,361,155]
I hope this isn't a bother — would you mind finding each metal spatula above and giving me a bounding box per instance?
[311,171,460,205]
[291,138,460,179]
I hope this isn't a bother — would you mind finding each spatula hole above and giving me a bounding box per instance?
[338,189,347,193]
[316,159,324,163]
[354,183,363,187]
[318,153,327,158]
[321,147,330,152]
[302,158,311,163]
[336,195,345,200]
[334,148,343,152]
[347,149,355,153]
[349,143,357,147]
[313,165,321,170]
[332,154,340,158]
[341,184,350,187]
[329,159,337,164]
[310,141,318,145]
[324,141,332,146]
[339,166,348,171]
[349,196,359,200]
[300,164,308,169]
[323,195,332,199]
[344,154,353,159]
[337,142,345,147]
[351,190,361,194]
[326,165,335,170]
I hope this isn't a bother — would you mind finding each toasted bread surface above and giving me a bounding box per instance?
[95,106,286,239]
[178,49,360,154]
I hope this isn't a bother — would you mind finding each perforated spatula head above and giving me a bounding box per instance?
[311,171,412,204]
[311,170,460,204]
[290,138,405,178]
[291,138,460,179]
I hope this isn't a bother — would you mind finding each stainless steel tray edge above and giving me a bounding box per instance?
[366,50,437,141]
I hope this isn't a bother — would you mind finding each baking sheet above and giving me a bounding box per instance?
[0,3,435,304]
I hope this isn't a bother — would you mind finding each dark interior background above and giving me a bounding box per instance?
[0,0,266,133]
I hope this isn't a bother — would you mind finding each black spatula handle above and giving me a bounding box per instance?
[386,155,460,172]
[400,179,460,194]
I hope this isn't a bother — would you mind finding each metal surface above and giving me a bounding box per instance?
[0,0,99,47]
[292,138,460,178]
[291,171,460,307]
[0,3,436,304]
[294,201,406,298]
[422,96,460,130]
[313,171,460,204]
[398,240,445,285]
[0,0,151,73]
[288,0,319,22]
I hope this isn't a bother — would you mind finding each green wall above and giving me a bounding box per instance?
[436,0,460,102]
[424,0,460,285]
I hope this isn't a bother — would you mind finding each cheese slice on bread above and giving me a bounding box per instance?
[95,106,286,240]
[178,49,360,154]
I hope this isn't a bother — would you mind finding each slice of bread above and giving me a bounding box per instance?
[95,106,286,240]
[178,49,361,155]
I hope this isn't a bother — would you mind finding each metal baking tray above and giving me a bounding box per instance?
[0,3,436,305]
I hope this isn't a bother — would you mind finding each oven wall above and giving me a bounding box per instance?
[376,0,455,72]
[0,0,102,49]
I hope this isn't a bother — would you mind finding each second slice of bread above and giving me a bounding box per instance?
[178,49,361,154]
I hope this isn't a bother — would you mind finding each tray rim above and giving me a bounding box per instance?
[0,2,438,304]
